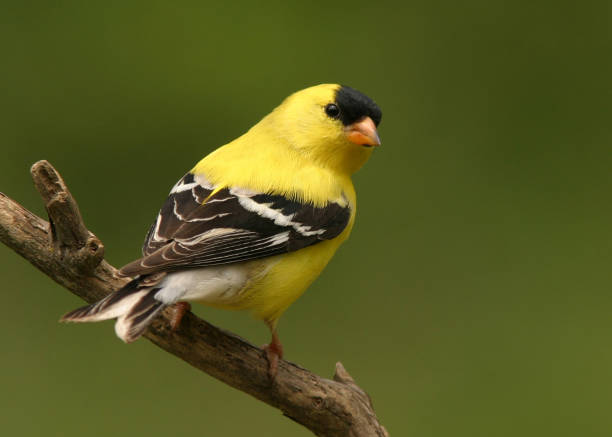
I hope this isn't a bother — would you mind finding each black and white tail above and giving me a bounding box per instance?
[60,274,168,343]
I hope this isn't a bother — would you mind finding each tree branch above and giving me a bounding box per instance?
[0,160,388,437]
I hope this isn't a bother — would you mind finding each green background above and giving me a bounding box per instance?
[1,1,611,436]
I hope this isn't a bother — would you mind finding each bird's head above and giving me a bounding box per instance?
[262,84,382,175]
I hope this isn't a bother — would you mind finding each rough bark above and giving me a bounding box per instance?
[0,160,388,437]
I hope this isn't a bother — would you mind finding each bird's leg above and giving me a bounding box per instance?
[262,323,283,380]
[170,301,191,331]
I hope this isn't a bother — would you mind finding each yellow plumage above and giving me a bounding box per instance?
[193,84,371,205]
[203,223,354,325]
[191,84,364,324]
[61,83,382,375]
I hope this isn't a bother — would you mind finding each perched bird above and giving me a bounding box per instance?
[61,84,382,377]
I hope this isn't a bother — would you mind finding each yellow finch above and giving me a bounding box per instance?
[61,84,382,376]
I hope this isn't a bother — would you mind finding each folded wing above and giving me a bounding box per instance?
[120,173,351,276]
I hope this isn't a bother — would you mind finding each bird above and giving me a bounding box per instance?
[61,84,382,377]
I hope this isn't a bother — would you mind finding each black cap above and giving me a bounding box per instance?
[335,86,382,127]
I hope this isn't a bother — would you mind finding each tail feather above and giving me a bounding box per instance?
[60,279,150,323]
[60,275,169,343]
[116,288,166,343]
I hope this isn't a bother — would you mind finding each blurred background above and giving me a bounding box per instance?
[1,1,611,436]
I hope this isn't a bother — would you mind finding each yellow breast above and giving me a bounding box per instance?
[242,218,353,323]
[195,206,355,324]
[191,108,358,323]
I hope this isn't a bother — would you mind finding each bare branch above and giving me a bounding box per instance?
[0,160,388,437]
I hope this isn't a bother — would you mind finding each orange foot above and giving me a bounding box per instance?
[262,330,284,380]
[170,301,191,331]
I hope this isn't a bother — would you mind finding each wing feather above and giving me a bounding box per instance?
[121,173,351,276]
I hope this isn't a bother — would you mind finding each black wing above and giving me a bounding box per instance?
[120,173,351,276]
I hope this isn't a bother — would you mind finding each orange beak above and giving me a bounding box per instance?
[344,116,381,147]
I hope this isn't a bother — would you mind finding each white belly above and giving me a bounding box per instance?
[154,264,252,305]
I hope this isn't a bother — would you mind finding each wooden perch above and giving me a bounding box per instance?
[0,160,388,437]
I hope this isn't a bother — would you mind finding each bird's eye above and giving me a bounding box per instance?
[325,103,340,119]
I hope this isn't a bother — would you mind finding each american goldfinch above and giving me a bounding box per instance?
[61,84,382,376]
